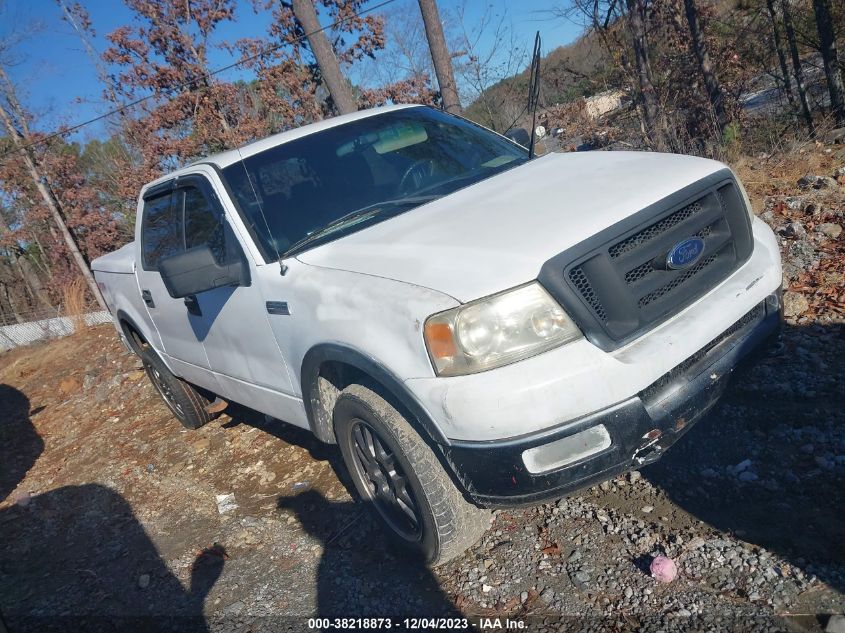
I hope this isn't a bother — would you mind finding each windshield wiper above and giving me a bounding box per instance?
[281,195,440,257]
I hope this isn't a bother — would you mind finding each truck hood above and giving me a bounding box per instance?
[296,151,727,302]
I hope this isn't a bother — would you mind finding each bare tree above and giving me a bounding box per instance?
[0,65,107,310]
[780,0,815,135]
[681,0,728,135]
[812,0,845,125]
[0,212,53,312]
[453,1,527,130]
[625,0,663,148]
[764,0,796,109]
[417,0,461,113]
[291,0,357,115]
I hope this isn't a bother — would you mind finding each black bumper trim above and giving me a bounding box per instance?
[439,293,782,507]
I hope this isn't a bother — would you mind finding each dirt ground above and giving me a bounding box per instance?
[1,151,844,632]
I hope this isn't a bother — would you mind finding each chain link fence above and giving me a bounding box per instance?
[0,309,113,351]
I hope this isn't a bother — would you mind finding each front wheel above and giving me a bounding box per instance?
[333,383,490,566]
[143,351,215,430]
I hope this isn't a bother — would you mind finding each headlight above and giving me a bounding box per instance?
[734,172,755,221]
[424,282,582,376]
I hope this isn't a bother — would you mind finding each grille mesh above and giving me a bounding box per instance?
[569,266,608,321]
[609,201,703,259]
[637,254,718,308]
[622,220,719,286]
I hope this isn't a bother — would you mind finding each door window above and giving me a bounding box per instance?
[141,192,181,270]
[182,185,231,264]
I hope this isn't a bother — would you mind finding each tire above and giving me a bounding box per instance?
[142,351,215,430]
[333,383,491,566]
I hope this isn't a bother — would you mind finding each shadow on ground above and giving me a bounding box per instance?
[0,384,44,502]
[277,489,462,618]
[0,385,224,633]
[643,323,845,595]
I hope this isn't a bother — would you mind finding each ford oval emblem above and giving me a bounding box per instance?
[666,237,705,270]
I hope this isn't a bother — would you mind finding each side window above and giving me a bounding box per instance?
[182,185,232,264]
[141,192,182,270]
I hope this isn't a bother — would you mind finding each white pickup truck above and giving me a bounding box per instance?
[93,104,783,565]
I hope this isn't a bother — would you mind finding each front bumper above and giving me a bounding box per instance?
[438,292,782,507]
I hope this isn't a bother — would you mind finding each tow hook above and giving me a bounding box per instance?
[633,429,663,465]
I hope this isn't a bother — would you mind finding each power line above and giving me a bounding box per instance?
[0,0,400,163]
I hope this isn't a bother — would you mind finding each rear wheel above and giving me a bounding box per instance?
[142,351,215,430]
[333,383,490,566]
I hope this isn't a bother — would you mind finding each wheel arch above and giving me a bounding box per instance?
[300,343,450,447]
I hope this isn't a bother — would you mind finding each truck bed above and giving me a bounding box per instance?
[92,242,135,274]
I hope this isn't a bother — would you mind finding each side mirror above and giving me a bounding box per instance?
[505,127,531,148]
[159,244,250,299]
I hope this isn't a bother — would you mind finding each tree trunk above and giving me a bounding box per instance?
[625,0,663,148]
[781,0,815,136]
[291,0,357,115]
[812,0,845,125]
[765,0,797,108]
[682,0,728,135]
[0,103,107,310]
[0,214,53,312]
[417,0,461,114]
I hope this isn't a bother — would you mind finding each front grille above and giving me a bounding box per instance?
[609,200,704,259]
[539,172,755,351]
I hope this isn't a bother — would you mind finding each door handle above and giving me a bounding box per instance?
[184,294,202,316]
[141,289,155,308]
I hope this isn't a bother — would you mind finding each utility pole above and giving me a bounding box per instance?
[291,0,357,115]
[0,68,107,310]
[417,0,461,113]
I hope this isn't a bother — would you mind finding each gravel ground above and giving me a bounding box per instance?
[1,155,843,633]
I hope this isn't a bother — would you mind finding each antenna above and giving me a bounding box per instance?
[527,32,542,159]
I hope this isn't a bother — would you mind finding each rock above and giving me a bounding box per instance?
[482,584,492,593]
[688,536,706,550]
[568,549,582,563]
[191,438,211,453]
[797,174,818,189]
[739,470,759,482]
[215,493,237,514]
[733,459,753,474]
[779,221,806,238]
[58,377,81,397]
[14,491,31,507]
[82,373,97,390]
[818,223,842,239]
[628,471,642,484]
[574,570,591,583]
[783,292,809,318]
[539,587,555,605]
[700,468,718,478]
[814,176,839,189]
[138,574,150,589]
[823,128,845,144]
[520,591,528,602]
[827,615,845,633]
[624,586,633,599]
[641,506,654,513]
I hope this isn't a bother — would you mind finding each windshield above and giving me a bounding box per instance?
[221,106,528,259]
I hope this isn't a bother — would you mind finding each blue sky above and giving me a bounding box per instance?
[1,0,579,143]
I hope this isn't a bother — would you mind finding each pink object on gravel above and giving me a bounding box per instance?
[650,555,678,583]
